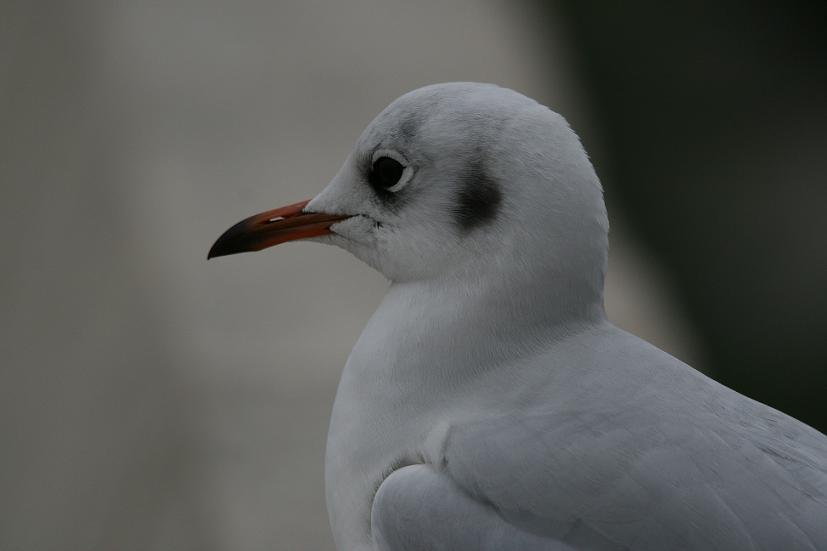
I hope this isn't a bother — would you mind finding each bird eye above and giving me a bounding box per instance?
[369,156,406,192]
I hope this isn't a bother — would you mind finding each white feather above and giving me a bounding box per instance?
[303,83,827,551]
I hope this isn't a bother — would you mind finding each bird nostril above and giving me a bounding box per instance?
[267,216,286,223]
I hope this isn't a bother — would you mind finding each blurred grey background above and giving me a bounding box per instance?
[0,1,823,550]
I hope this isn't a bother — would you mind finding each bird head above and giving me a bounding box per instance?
[210,83,608,302]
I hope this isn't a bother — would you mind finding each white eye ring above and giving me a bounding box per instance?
[371,149,415,192]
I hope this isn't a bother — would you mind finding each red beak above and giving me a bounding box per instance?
[208,199,350,259]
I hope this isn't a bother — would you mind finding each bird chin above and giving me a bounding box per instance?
[329,215,381,245]
[316,216,392,276]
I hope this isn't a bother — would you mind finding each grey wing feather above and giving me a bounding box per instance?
[443,403,827,551]
[372,464,575,551]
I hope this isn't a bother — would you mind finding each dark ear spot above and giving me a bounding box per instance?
[452,159,502,232]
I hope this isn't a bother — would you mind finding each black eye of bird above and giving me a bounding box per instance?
[369,156,405,191]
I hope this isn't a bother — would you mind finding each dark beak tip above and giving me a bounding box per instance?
[207,238,244,260]
[206,247,222,261]
[207,238,225,260]
[207,230,245,260]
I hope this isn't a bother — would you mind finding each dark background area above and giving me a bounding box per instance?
[549,1,827,431]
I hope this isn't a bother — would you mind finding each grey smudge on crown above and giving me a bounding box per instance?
[398,111,424,142]
[452,156,502,232]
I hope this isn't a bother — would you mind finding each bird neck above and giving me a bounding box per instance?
[367,261,606,383]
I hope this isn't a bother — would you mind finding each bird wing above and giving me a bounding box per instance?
[372,403,827,550]
[439,405,827,550]
[371,464,574,551]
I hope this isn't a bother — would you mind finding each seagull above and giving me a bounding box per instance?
[209,83,827,551]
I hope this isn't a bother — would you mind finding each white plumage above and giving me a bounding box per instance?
[218,82,827,550]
